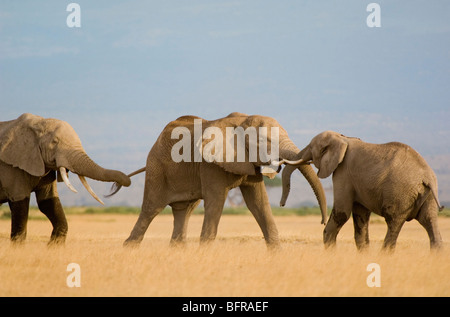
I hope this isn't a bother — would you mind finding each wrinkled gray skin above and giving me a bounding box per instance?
[109,113,327,248]
[282,131,443,251]
[0,113,131,244]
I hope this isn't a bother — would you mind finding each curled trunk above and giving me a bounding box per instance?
[278,137,304,161]
[280,164,328,225]
[278,140,327,225]
[64,150,131,187]
[56,149,131,204]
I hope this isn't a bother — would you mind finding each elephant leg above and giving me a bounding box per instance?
[9,197,30,243]
[170,199,201,245]
[382,213,406,251]
[352,203,371,251]
[37,197,68,245]
[416,197,443,250]
[200,188,229,244]
[124,199,165,247]
[239,182,280,248]
[323,207,351,248]
[124,167,167,247]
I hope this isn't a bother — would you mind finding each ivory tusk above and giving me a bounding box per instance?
[78,175,105,205]
[270,158,311,166]
[282,158,308,165]
[59,167,78,193]
[270,160,286,166]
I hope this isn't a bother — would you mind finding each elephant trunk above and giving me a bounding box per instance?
[298,164,327,224]
[278,140,327,225]
[280,145,311,205]
[64,150,131,186]
[57,149,131,204]
[278,137,304,161]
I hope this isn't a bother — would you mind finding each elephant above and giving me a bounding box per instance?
[108,112,327,248]
[0,113,131,244]
[281,130,443,251]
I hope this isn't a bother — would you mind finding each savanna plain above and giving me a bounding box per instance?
[1,206,450,297]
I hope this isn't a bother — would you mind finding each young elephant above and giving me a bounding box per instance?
[0,113,131,244]
[281,131,443,251]
[108,113,327,248]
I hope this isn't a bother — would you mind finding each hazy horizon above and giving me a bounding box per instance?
[1,1,449,206]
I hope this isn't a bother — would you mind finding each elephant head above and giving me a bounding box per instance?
[280,131,349,214]
[0,113,131,203]
[199,114,328,224]
[298,130,348,179]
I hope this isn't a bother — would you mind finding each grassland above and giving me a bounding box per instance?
[0,204,335,218]
[0,205,450,297]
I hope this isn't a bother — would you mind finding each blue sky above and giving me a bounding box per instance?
[1,0,450,174]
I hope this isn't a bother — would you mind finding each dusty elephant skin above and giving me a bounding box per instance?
[108,112,327,248]
[0,113,131,244]
[281,130,443,251]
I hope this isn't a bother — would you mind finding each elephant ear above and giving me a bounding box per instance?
[317,134,348,179]
[200,125,256,176]
[0,113,45,177]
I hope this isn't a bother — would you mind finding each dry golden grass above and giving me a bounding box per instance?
[0,213,449,297]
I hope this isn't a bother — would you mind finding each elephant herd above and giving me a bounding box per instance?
[0,113,444,251]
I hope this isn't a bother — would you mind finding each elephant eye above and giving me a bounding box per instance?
[51,138,59,145]
[320,146,328,155]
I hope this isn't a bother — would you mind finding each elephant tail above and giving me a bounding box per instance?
[424,181,444,212]
[104,167,146,198]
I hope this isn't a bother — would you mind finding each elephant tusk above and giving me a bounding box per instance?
[271,159,311,166]
[270,160,286,166]
[60,167,78,193]
[283,158,310,165]
[78,175,105,205]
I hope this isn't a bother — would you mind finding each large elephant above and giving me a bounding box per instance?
[0,113,131,244]
[108,113,327,248]
[281,130,443,251]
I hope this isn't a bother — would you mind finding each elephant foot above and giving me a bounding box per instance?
[380,246,395,254]
[355,243,370,252]
[169,238,187,248]
[198,237,216,249]
[10,233,27,245]
[323,234,337,250]
[199,238,212,245]
[123,238,141,248]
[266,241,282,252]
[47,234,67,247]
[430,240,443,252]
